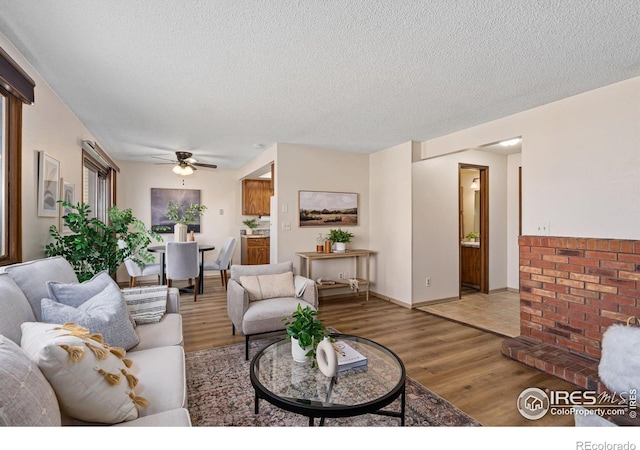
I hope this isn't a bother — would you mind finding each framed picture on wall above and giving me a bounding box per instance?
[60,179,75,234]
[150,188,202,233]
[37,151,60,217]
[298,190,358,227]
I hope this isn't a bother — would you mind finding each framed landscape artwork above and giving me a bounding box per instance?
[37,151,60,217]
[298,190,358,227]
[150,188,202,233]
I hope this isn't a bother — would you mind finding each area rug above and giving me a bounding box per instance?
[185,337,481,427]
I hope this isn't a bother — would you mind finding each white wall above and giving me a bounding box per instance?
[274,143,369,290]
[422,77,640,240]
[115,161,242,283]
[0,32,100,261]
[507,152,522,289]
[412,149,510,303]
[369,141,413,305]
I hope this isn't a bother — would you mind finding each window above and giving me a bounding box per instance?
[0,47,34,266]
[82,141,118,223]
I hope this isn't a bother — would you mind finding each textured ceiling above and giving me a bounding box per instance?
[0,1,639,169]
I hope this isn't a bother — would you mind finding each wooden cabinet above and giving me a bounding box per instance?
[242,179,272,216]
[241,236,270,265]
[460,244,481,287]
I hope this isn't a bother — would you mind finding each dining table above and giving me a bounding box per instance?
[147,243,215,295]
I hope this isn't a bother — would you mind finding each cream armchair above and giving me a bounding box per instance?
[227,261,318,360]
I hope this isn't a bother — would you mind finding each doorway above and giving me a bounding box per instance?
[459,164,489,296]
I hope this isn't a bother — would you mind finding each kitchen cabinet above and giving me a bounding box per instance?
[242,179,272,216]
[241,236,270,265]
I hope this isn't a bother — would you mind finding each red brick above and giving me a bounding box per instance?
[619,253,640,264]
[543,311,569,323]
[520,291,543,303]
[543,268,569,278]
[600,310,630,322]
[618,305,640,318]
[543,255,569,264]
[601,260,634,271]
[571,273,600,283]
[557,278,584,288]
[531,315,557,328]
[619,287,640,297]
[530,259,558,270]
[569,257,601,268]
[585,250,617,261]
[618,241,635,253]
[601,293,637,305]
[602,277,636,289]
[619,271,640,281]
[544,283,570,294]
[530,246,556,255]
[557,263,586,273]
[531,287,558,298]
[520,266,543,274]
[531,274,556,283]
[569,287,601,299]
[521,305,543,316]
[544,297,569,309]
[584,282,618,294]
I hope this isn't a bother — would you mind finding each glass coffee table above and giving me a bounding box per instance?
[250,333,406,426]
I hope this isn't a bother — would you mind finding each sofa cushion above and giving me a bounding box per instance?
[46,270,116,308]
[0,273,36,345]
[20,322,148,424]
[239,271,296,301]
[121,285,168,325]
[132,313,183,351]
[3,256,78,321]
[41,282,139,350]
[0,334,61,426]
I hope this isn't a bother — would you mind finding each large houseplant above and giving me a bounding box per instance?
[45,201,162,282]
[283,304,329,366]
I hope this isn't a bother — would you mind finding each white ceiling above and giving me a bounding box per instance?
[0,1,638,169]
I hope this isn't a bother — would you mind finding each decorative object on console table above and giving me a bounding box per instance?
[283,304,329,366]
[328,228,354,253]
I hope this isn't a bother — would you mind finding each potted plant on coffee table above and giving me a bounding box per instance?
[328,228,354,253]
[283,304,329,366]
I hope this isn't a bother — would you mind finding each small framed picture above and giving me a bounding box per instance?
[60,179,75,233]
[37,151,60,217]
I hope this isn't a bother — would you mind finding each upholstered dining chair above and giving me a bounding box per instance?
[166,241,200,302]
[118,239,162,288]
[203,237,236,290]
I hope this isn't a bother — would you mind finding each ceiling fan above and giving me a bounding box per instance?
[153,151,217,176]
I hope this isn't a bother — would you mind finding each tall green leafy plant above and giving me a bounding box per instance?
[45,202,162,282]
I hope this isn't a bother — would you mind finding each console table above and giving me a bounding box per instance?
[296,249,373,301]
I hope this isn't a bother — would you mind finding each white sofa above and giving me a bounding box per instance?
[0,256,190,426]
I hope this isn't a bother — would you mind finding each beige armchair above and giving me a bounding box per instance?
[227,261,318,360]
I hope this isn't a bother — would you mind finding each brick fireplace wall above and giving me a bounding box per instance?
[502,236,640,392]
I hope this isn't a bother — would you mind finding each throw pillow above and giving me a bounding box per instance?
[239,271,296,301]
[46,270,116,308]
[41,282,140,350]
[121,285,168,324]
[20,321,148,424]
[0,334,61,426]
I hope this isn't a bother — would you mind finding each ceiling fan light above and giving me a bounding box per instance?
[173,164,194,176]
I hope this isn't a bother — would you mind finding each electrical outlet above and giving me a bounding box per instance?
[426,277,431,287]
[282,221,291,231]
[536,222,551,236]
[338,272,344,279]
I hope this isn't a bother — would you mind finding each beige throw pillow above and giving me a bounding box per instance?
[239,271,296,301]
[20,322,148,424]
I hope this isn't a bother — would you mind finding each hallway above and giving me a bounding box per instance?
[417,290,520,337]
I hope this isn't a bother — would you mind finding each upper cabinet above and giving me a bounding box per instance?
[242,179,272,216]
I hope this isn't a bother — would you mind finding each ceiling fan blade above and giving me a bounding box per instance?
[193,163,218,169]
[151,155,177,162]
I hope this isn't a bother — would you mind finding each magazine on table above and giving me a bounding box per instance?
[333,340,368,371]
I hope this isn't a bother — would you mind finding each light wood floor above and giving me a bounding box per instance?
[175,275,579,427]
[417,290,520,337]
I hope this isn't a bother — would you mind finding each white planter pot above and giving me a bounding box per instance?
[174,223,188,242]
[291,337,310,363]
[246,228,253,235]
[334,242,346,253]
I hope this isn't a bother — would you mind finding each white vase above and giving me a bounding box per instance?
[246,228,253,235]
[174,223,187,242]
[291,337,310,363]
[316,337,338,377]
[335,242,346,253]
